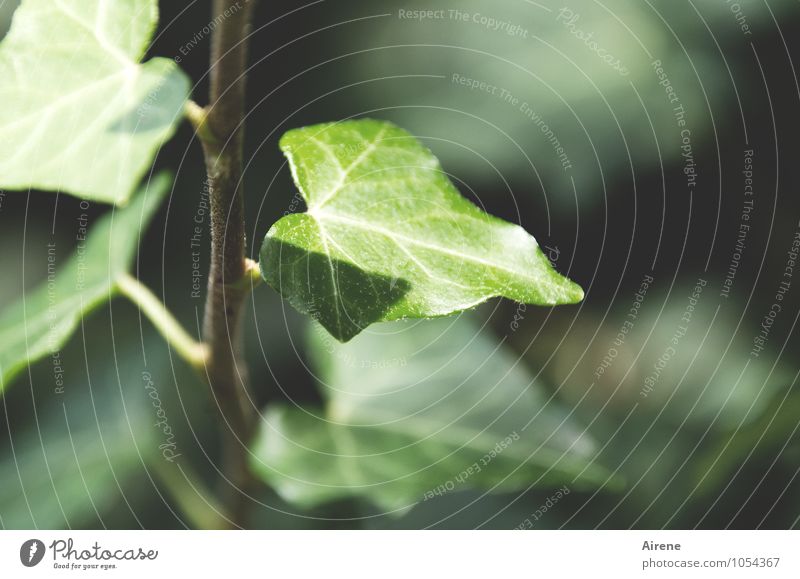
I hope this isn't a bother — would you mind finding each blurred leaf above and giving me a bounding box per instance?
[523,281,789,431]
[0,174,170,391]
[260,119,582,341]
[251,316,613,513]
[0,0,188,203]
[0,345,158,529]
[346,0,794,209]
[694,391,800,493]
[509,280,796,526]
[0,409,149,529]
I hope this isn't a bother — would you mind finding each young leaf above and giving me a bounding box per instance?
[250,316,614,513]
[260,119,583,342]
[0,174,170,391]
[0,0,189,204]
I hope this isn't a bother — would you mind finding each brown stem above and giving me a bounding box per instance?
[198,0,257,529]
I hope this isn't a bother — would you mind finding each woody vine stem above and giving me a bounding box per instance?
[186,0,258,529]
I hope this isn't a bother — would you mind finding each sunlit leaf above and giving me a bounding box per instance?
[0,0,189,203]
[260,119,583,341]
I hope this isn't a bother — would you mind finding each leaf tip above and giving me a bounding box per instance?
[566,278,585,304]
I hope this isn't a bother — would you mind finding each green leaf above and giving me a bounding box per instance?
[0,337,171,529]
[0,173,171,391]
[251,316,613,513]
[260,119,583,341]
[0,0,189,204]
[0,390,153,529]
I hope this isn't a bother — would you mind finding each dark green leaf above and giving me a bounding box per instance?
[0,338,172,529]
[251,316,613,513]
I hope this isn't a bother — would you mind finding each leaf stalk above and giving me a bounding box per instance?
[116,273,208,369]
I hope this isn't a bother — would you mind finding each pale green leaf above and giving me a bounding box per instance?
[251,316,613,513]
[260,119,583,341]
[0,173,170,391]
[0,0,189,204]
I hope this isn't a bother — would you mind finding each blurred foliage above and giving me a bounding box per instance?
[0,175,170,390]
[284,0,798,212]
[1,318,182,529]
[252,316,613,514]
[519,281,793,430]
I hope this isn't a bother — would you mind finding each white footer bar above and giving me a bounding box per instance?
[1,530,797,577]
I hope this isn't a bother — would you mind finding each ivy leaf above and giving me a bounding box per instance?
[250,316,613,513]
[0,339,180,529]
[0,173,170,391]
[0,375,156,529]
[0,0,189,204]
[260,119,583,342]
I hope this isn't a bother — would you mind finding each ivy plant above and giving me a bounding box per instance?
[253,316,612,514]
[263,120,583,341]
[0,0,594,528]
